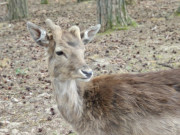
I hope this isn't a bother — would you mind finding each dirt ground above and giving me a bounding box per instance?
[0,0,180,135]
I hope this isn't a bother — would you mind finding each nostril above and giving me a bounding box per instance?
[81,70,93,78]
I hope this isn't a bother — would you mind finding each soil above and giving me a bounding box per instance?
[0,0,180,134]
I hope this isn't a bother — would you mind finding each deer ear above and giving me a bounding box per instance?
[81,24,101,45]
[27,22,49,46]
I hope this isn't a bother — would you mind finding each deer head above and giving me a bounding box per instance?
[27,19,101,82]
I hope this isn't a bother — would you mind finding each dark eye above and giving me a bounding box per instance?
[56,51,64,56]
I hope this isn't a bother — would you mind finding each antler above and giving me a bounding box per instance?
[45,19,62,40]
[45,19,58,30]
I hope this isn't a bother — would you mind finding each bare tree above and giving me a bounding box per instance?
[97,0,133,32]
[0,0,8,20]
[7,0,28,20]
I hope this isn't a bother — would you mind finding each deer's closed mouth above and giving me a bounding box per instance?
[78,77,92,82]
[78,69,93,81]
[82,77,91,80]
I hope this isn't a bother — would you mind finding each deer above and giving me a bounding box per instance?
[27,19,180,135]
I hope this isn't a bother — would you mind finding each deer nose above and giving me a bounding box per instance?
[81,70,93,78]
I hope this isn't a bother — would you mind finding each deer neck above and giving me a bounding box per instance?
[52,78,84,123]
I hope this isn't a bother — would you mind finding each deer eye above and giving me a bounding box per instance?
[56,51,67,58]
[56,51,64,56]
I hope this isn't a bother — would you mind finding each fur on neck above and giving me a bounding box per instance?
[53,78,83,122]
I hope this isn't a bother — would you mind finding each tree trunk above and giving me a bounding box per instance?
[41,0,48,4]
[97,0,132,32]
[8,0,28,20]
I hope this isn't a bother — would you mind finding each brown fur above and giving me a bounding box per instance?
[27,19,180,135]
[72,70,180,135]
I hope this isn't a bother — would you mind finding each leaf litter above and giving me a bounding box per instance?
[0,0,180,134]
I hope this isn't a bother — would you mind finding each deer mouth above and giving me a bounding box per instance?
[78,77,92,82]
[78,74,93,82]
[78,69,93,82]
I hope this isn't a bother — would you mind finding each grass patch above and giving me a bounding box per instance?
[175,6,180,16]
[112,26,129,30]
[15,68,28,75]
[174,12,180,16]
[41,0,48,4]
[78,0,91,3]
[131,20,138,27]
[98,20,138,35]
[111,20,138,30]
[98,29,115,35]
[68,133,76,135]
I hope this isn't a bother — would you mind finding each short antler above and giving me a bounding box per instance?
[45,19,57,30]
[45,19,62,40]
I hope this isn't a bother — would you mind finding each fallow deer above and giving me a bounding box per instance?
[27,19,180,135]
